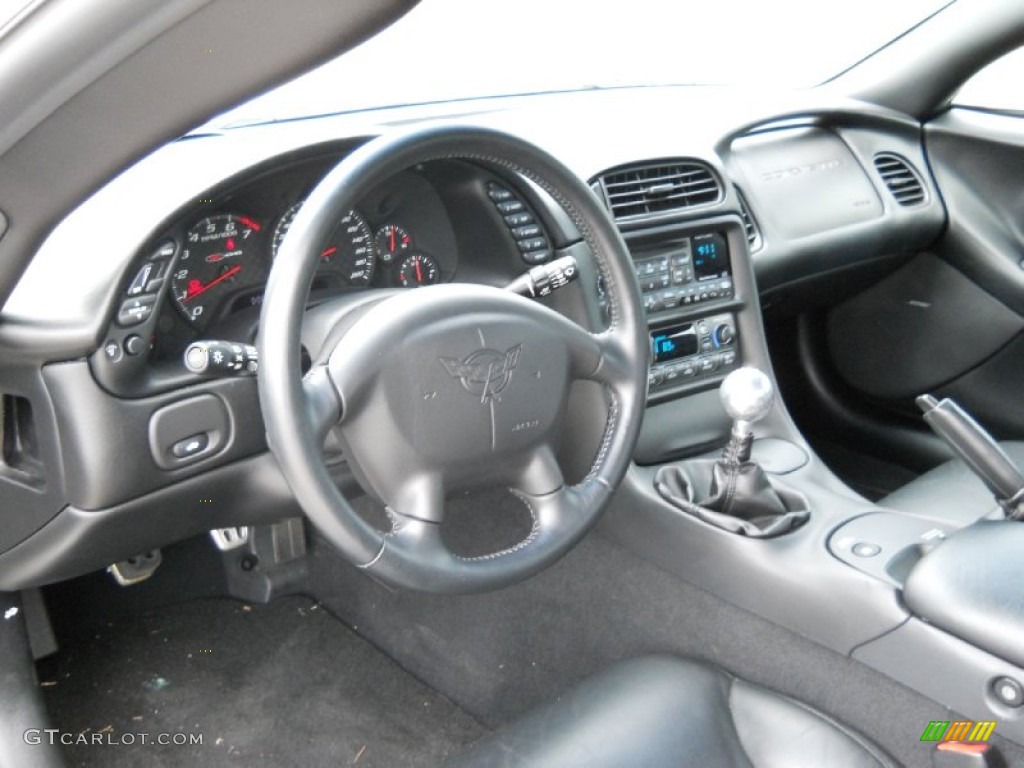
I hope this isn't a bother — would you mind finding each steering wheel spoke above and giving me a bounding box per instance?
[302,365,342,443]
[557,320,636,392]
[513,443,564,497]
[387,471,446,524]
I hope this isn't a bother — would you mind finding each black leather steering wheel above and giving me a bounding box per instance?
[258,125,647,593]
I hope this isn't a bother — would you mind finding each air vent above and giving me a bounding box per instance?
[596,160,722,220]
[873,153,926,207]
[735,188,762,252]
[1,394,44,488]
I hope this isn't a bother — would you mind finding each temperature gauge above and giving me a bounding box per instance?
[396,252,440,288]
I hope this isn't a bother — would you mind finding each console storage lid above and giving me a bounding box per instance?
[903,521,1024,668]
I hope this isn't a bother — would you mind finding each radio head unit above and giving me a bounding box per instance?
[632,231,733,315]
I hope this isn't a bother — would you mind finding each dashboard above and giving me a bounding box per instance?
[0,84,948,584]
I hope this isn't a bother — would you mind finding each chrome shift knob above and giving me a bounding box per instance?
[720,367,774,429]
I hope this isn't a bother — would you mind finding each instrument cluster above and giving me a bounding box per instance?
[133,156,468,366]
[169,203,442,334]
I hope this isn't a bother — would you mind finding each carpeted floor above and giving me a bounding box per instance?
[305,511,1024,768]
[36,596,484,767]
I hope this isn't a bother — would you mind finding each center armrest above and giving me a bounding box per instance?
[903,521,1024,668]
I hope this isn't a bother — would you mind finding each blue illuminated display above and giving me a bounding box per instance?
[692,233,729,280]
[654,336,676,356]
[651,324,698,364]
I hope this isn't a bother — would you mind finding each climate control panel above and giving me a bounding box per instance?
[647,313,739,393]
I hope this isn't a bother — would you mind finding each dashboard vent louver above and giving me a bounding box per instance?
[596,160,722,220]
[873,153,926,207]
[735,188,762,252]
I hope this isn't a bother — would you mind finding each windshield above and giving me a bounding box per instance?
[210,0,954,128]
[0,0,37,31]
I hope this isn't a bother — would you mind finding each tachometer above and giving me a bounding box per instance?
[272,202,376,287]
[172,214,262,330]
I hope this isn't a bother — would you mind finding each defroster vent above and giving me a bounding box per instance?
[596,160,722,220]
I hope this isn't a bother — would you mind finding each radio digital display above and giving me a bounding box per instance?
[651,323,698,364]
[692,232,730,280]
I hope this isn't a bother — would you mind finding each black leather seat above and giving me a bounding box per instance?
[446,655,897,768]
[880,441,1024,524]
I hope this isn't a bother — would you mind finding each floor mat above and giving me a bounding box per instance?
[36,596,484,768]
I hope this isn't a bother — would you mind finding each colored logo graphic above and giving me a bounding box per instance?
[920,720,997,743]
[440,344,522,405]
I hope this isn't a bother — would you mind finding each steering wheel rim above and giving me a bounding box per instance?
[258,124,647,593]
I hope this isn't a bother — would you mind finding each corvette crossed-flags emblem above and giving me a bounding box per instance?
[439,344,522,405]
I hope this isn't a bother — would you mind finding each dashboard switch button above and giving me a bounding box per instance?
[851,542,882,558]
[117,295,156,327]
[171,433,210,460]
[993,676,1024,708]
[521,249,550,265]
[124,334,147,356]
[487,184,513,202]
[152,240,176,260]
[496,200,525,214]
[127,263,154,296]
[103,339,123,363]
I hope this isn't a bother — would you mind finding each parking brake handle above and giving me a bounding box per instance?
[917,394,1024,520]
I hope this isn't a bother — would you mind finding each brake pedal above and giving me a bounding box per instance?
[108,550,162,586]
[210,526,249,551]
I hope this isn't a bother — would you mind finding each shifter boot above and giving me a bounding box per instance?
[655,460,810,538]
[707,460,789,519]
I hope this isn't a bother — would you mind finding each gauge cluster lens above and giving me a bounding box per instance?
[272,203,376,287]
[171,213,262,329]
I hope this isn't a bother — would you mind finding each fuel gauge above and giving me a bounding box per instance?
[375,224,412,263]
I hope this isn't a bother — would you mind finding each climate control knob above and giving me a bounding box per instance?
[712,323,735,347]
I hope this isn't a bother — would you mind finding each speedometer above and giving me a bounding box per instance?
[272,202,376,287]
[171,214,263,330]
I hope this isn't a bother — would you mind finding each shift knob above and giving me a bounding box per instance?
[720,367,774,426]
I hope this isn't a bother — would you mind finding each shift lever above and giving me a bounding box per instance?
[653,365,809,537]
[720,367,774,463]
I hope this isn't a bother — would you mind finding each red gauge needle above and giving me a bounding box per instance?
[415,259,423,283]
[185,265,241,302]
[321,246,338,260]
[390,229,396,253]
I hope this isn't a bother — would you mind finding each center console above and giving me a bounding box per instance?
[598,184,1024,753]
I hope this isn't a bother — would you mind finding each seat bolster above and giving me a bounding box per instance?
[729,678,898,768]
[445,655,898,768]
[444,655,751,768]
